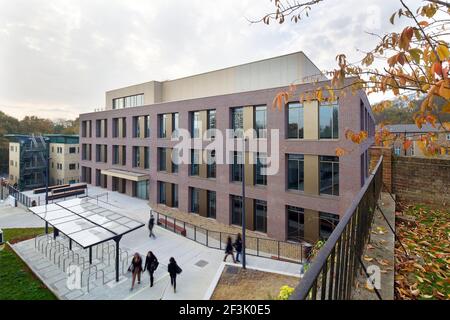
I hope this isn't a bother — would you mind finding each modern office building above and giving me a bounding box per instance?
[79,51,375,243]
[7,134,80,190]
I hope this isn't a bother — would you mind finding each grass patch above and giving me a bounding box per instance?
[395,205,450,300]
[0,228,57,300]
[211,265,300,300]
[3,227,52,244]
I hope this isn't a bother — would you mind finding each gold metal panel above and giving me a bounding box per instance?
[166,183,173,207]
[166,114,173,139]
[243,106,254,134]
[245,152,254,186]
[139,116,145,139]
[304,209,319,243]
[118,145,123,165]
[304,100,319,140]
[166,148,172,173]
[304,155,319,195]
[245,198,254,230]
[199,110,208,138]
[199,151,207,178]
[140,146,145,169]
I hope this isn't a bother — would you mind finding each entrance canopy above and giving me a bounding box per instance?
[101,169,148,182]
[29,197,144,249]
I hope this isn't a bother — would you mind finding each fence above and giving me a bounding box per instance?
[1,184,35,207]
[155,211,309,264]
[289,155,384,300]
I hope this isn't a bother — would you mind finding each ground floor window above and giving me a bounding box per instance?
[287,205,304,242]
[158,181,166,204]
[319,212,340,240]
[254,199,267,233]
[207,190,216,219]
[231,195,243,226]
[190,187,200,213]
[135,180,149,200]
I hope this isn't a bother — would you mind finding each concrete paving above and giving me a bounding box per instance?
[4,185,302,300]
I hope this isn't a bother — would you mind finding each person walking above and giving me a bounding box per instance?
[129,252,143,290]
[148,212,156,238]
[168,257,182,293]
[143,251,159,287]
[234,233,243,263]
[223,236,236,263]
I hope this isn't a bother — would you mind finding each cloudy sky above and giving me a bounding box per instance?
[0,0,422,120]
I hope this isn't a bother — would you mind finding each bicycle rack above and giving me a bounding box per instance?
[87,269,105,293]
[81,264,99,287]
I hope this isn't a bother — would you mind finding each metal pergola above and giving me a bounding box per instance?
[29,197,144,282]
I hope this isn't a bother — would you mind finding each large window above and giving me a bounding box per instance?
[231,151,243,182]
[207,150,216,178]
[172,149,179,174]
[319,212,340,240]
[255,153,267,186]
[144,147,149,169]
[287,154,304,191]
[172,113,179,139]
[171,184,178,208]
[287,102,304,139]
[190,149,200,176]
[132,146,140,168]
[158,148,166,171]
[112,117,126,138]
[232,107,244,138]
[254,200,267,233]
[231,195,243,226]
[113,145,119,165]
[158,182,166,204]
[190,187,200,213]
[192,111,201,138]
[319,102,339,139]
[136,180,149,200]
[319,156,339,196]
[159,114,168,138]
[207,190,216,219]
[207,110,216,139]
[132,116,140,138]
[255,106,267,138]
[113,94,144,109]
[287,206,304,242]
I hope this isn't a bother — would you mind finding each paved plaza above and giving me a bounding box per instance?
[1,186,301,300]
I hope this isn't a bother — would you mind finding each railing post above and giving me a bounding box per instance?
[257,238,259,256]
[206,230,209,247]
[278,241,280,260]
[194,226,197,242]
[220,233,222,250]
[173,218,176,233]
[165,215,167,229]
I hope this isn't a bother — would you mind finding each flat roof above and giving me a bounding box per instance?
[29,198,144,248]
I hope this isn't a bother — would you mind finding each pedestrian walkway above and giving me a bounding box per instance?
[5,185,302,300]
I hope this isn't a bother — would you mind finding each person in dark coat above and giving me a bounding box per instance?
[148,212,156,238]
[143,251,158,287]
[223,236,236,263]
[129,253,143,290]
[168,257,181,293]
[234,233,243,263]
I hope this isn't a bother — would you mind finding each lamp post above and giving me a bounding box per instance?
[241,137,247,269]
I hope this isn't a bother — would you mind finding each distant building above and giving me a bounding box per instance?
[7,134,80,190]
[385,124,450,157]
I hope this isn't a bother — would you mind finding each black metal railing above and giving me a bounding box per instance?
[1,185,34,207]
[290,155,384,300]
[155,211,309,264]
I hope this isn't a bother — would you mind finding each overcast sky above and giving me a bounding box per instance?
[0,0,422,120]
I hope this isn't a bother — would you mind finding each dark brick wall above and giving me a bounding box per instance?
[392,156,450,207]
[370,146,393,193]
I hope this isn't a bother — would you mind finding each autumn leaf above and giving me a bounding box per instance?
[403,139,412,151]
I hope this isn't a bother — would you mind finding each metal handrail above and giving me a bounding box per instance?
[155,211,307,264]
[290,155,384,300]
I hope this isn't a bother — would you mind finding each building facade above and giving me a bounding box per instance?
[386,124,450,157]
[7,134,80,190]
[79,52,375,243]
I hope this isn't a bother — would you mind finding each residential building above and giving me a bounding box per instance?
[79,51,375,243]
[7,134,80,190]
[386,124,450,157]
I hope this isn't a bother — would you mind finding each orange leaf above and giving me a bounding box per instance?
[403,140,412,150]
